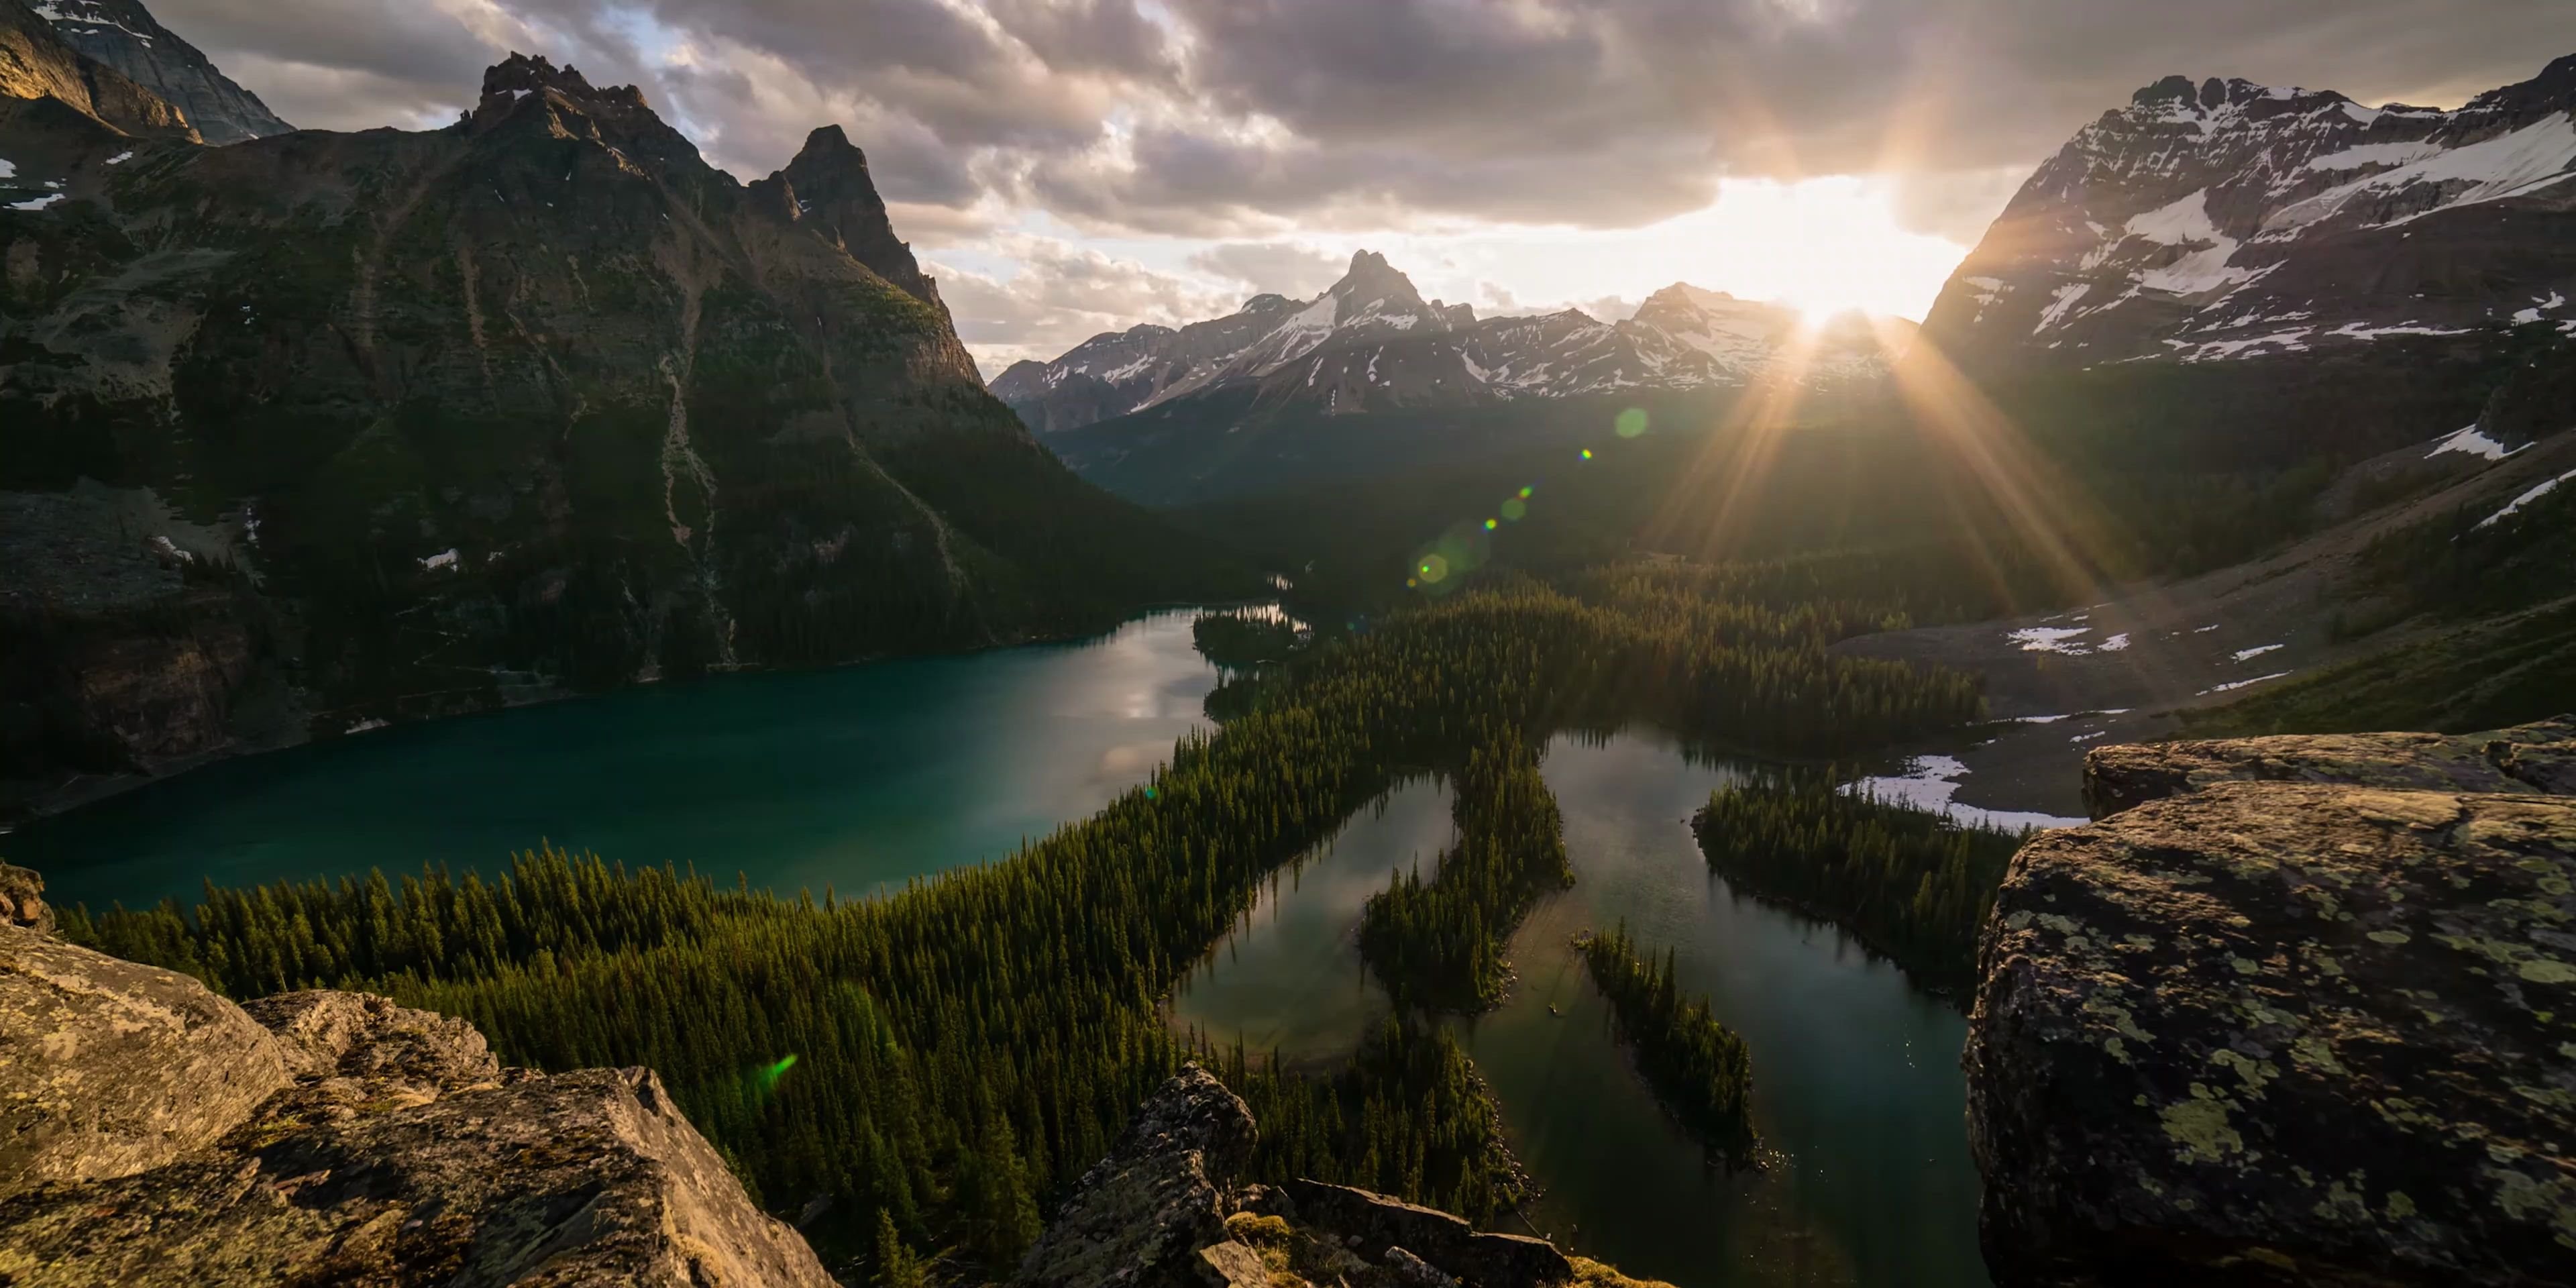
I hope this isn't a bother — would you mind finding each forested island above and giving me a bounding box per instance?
[1577,924,1760,1167]
[1692,772,2026,992]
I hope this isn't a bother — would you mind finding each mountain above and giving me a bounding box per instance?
[1923,54,2576,366]
[1,44,1242,808]
[994,251,1906,437]
[1,0,196,141]
[12,0,287,142]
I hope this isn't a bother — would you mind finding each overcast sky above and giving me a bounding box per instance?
[152,0,2575,373]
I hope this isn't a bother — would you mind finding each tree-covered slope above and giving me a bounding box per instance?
[0,53,1246,800]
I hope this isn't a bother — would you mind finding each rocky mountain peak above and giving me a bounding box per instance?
[1322,247,1433,323]
[2,0,198,140]
[478,50,646,111]
[1921,50,2576,367]
[11,0,286,142]
[763,121,940,305]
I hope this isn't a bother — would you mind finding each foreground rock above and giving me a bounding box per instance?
[1970,722,2576,1287]
[0,914,834,1287]
[1016,1067,1621,1288]
[2080,716,2575,818]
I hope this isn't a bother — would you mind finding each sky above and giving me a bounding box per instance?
[148,0,2575,376]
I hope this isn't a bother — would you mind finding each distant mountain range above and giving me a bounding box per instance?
[993,250,1909,436]
[1923,54,2576,366]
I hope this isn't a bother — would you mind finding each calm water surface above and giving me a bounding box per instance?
[1171,776,1452,1062]
[17,611,1219,910]
[1177,729,1989,1288]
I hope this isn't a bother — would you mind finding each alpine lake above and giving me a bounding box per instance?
[15,608,1989,1287]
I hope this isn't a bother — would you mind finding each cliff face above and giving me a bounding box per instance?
[0,881,837,1287]
[1967,718,2576,1287]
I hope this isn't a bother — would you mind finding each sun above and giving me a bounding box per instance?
[1686,176,1967,323]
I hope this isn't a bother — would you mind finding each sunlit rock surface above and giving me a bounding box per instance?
[0,910,835,1287]
[2081,717,2576,818]
[1970,721,2576,1286]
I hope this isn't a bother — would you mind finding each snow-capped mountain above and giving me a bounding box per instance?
[13,0,288,143]
[1923,54,2576,366]
[992,251,1478,432]
[994,252,1904,434]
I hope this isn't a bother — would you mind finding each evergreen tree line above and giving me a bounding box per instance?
[1210,1020,1525,1223]
[1191,608,1301,671]
[64,578,1986,1281]
[1690,770,2027,993]
[1577,924,1758,1167]
[1356,729,1569,1011]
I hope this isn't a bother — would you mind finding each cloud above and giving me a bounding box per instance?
[926,237,1246,374]
[155,0,2573,234]
[1185,241,1346,299]
[138,0,2574,363]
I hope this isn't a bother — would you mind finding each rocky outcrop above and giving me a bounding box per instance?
[1281,1182,1572,1287]
[1968,722,2576,1287]
[0,916,835,1287]
[1017,1067,1616,1288]
[0,859,54,933]
[0,918,290,1197]
[2081,716,2576,817]
[1017,1064,1256,1288]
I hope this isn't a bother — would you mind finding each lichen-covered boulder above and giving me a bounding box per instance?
[0,922,292,1200]
[1016,1065,1258,1288]
[0,926,837,1287]
[1967,782,2576,1286]
[2081,717,2575,819]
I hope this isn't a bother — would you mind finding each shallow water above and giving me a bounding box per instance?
[1177,729,1990,1288]
[18,611,1220,910]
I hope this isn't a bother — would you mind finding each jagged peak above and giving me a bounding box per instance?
[482,53,638,107]
[1240,292,1295,312]
[787,124,869,174]
[2121,72,2347,117]
[1640,282,1741,311]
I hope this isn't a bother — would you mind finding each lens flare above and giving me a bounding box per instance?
[1580,449,1593,460]
[1501,498,1527,521]
[751,1054,798,1099]
[1615,408,1650,438]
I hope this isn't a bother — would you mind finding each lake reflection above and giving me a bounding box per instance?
[20,611,1222,910]
[1175,728,1990,1288]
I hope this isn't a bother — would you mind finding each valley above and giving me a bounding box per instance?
[5,6,2573,1288]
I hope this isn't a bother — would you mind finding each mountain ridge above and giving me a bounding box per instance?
[1921,52,2576,366]
[993,249,1908,437]
[11,0,287,143]
[1,34,1243,811]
